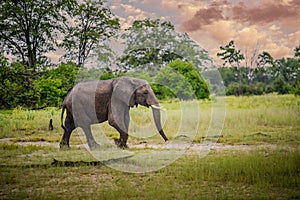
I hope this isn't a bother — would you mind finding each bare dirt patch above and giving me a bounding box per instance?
[1,137,298,153]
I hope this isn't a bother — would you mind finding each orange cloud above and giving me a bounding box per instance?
[109,0,299,65]
[177,0,300,62]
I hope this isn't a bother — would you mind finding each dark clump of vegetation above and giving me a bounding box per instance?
[217,41,300,96]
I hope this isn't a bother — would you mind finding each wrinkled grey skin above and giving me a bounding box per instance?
[60,76,168,150]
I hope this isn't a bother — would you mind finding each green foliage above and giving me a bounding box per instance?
[218,51,300,96]
[120,19,212,71]
[226,82,266,96]
[155,60,209,100]
[42,62,79,92]
[272,57,300,88]
[0,0,73,69]
[99,69,118,80]
[0,62,36,108]
[60,0,120,67]
[273,77,291,95]
[217,40,245,67]
[34,63,79,107]
[35,78,64,108]
[0,62,79,109]
[150,84,176,100]
[295,45,300,58]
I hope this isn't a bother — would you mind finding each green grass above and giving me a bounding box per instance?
[219,95,300,145]
[0,94,299,145]
[0,95,299,199]
[0,143,299,199]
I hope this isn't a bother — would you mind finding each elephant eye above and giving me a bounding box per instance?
[143,91,148,95]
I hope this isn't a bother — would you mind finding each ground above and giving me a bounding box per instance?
[0,95,299,199]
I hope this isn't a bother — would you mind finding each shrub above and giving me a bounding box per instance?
[155,60,209,100]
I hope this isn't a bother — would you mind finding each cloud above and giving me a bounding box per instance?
[231,1,300,27]
[182,0,300,32]
[204,20,235,43]
[177,0,300,62]
[108,0,299,64]
[182,5,225,31]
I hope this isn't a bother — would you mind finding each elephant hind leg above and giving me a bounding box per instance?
[60,115,76,149]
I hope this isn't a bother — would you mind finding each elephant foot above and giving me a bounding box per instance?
[88,142,100,150]
[114,138,128,149]
[60,142,70,150]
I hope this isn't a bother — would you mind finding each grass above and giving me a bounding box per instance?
[0,94,299,199]
[0,144,299,199]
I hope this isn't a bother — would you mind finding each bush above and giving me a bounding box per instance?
[150,84,176,100]
[0,62,37,108]
[290,83,300,96]
[0,62,79,109]
[155,60,209,100]
[245,82,264,95]
[34,63,79,107]
[273,78,291,95]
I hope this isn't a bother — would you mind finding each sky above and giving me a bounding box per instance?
[107,0,300,66]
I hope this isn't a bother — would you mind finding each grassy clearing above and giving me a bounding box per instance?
[0,94,299,145]
[0,95,299,199]
[219,95,300,145]
[0,143,299,199]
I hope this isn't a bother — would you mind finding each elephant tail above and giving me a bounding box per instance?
[61,105,67,132]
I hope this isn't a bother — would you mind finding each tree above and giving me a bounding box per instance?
[34,62,79,107]
[120,19,212,71]
[217,41,274,96]
[0,0,73,71]
[272,58,299,88]
[256,51,274,67]
[243,43,274,86]
[60,0,119,68]
[217,40,244,96]
[294,44,300,58]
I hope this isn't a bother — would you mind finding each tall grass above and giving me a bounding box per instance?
[0,94,299,145]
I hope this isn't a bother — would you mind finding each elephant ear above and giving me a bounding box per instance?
[112,76,148,107]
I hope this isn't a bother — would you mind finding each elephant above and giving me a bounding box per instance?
[60,76,168,150]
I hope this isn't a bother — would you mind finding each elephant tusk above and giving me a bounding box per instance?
[151,104,165,110]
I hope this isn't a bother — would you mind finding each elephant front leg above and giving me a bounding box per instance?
[113,131,128,148]
[114,131,128,149]
[110,111,129,148]
[82,126,100,150]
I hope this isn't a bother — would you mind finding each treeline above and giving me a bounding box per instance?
[1,0,211,109]
[219,57,300,96]
[217,41,300,96]
[1,0,299,110]
[0,59,209,109]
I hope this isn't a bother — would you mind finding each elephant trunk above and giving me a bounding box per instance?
[146,85,168,142]
[151,106,168,142]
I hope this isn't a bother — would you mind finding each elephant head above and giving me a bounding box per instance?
[111,77,168,142]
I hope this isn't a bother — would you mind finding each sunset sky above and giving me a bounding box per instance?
[108,0,300,65]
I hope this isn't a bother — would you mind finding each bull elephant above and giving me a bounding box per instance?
[60,76,168,150]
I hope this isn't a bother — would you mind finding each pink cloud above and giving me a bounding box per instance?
[231,1,300,27]
[177,0,300,62]
[182,4,225,31]
[109,0,299,63]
